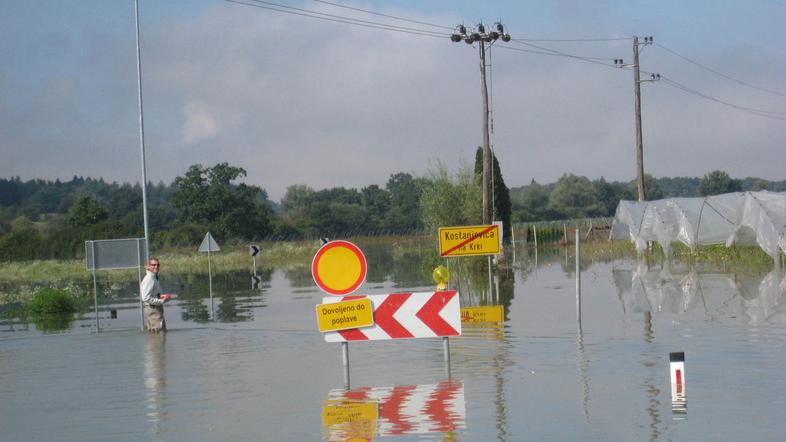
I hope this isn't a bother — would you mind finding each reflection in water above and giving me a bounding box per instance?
[612,264,786,324]
[322,380,465,440]
[144,334,167,436]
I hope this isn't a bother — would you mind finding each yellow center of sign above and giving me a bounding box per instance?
[317,246,363,292]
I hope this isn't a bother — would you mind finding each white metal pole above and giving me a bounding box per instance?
[576,229,582,325]
[137,239,144,331]
[134,0,151,262]
[208,241,214,321]
[91,241,99,332]
[342,342,350,389]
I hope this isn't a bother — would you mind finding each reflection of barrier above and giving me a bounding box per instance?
[322,380,465,439]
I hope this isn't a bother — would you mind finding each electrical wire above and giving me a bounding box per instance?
[498,41,620,69]
[225,0,449,38]
[515,36,632,42]
[312,0,454,31]
[657,74,786,120]
[655,42,786,98]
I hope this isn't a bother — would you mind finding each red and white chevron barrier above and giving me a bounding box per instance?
[322,291,462,342]
[324,380,465,437]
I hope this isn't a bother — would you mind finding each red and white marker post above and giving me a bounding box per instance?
[670,352,687,414]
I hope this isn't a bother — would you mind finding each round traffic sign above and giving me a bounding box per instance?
[311,240,367,295]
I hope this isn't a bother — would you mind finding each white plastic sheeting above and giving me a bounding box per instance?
[611,191,786,258]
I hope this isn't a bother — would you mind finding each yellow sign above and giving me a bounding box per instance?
[461,305,504,323]
[316,299,374,332]
[438,224,501,257]
[322,399,378,439]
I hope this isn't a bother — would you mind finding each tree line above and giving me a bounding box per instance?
[1,156,783,261]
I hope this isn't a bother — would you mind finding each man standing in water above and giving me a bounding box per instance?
[140,257,172,332]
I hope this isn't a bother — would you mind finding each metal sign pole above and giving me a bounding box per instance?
[576,229,582,325]
[342,342,350,390]
[443,337,451,379]
[91,241,99,333]
[208,241,214,321]
[137,239,144,331]
[487,256,493,302]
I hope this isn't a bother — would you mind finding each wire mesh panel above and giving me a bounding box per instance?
[85,238,147,271]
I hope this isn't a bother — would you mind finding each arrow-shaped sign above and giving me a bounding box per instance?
[250,245,260,257]
[322,292,461,342]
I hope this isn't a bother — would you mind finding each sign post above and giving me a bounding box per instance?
[85,237,147,333]
[198,232,221,321]
[311,240,367,386]
[250,244,259,276]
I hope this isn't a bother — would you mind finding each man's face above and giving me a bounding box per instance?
[149,260,160,274]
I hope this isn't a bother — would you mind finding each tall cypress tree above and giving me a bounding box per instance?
[474,147,512,242]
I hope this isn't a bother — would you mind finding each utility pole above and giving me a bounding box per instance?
[452,23,510,224]
[618,36,658,202]
[633,36,646,202]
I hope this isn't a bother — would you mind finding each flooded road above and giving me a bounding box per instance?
[2,247,786,441]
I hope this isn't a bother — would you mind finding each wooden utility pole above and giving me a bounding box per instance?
[633,35,646,202]
[451,23,510,224]
[479,41,491,224]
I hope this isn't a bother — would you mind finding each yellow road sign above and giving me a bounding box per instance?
[316,298,374,332]
[460,305,504,323]
[438,224,501,257]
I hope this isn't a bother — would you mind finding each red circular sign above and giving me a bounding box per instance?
[311,240,367,295]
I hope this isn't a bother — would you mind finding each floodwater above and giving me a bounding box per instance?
[2,243,786,441]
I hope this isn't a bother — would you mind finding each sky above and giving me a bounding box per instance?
[2,0,785,201]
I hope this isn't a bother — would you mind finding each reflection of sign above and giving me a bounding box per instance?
[461,305,504,323]
[316,298,374,332]
[322,292,461,342]
[251,275,261,290]
[438,224,500,257]
[198,232,221,252]
[321,399,378,439]
[249,245,260,256]
[311,240,367,295]
[323,381,465,439]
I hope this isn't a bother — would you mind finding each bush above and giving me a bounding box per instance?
[27,288,75,315]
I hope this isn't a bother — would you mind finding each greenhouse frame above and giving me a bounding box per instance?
[610,191,786,259]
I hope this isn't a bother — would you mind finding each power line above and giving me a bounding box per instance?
[499,40,620,69]
[655,42,786,98]
[514,36,632,42]
[225,0,449,38]
[312,0,454,31]
[657,74,786,120]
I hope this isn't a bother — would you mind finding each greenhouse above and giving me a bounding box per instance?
[610,191,786,259]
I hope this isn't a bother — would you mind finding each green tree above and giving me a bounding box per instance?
[67,196,108,226]
[548,174,604,219]
[385,173,425,231]
[420,161,482,231]
[511,180,551,222]
[360,184,390,230]
[594,177,633,216]
[629,174,663,200]
[699,170,741,196]
[474,147,512,240]
[172,163,271,240]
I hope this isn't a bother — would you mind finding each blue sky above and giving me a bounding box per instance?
[2,0,785,200]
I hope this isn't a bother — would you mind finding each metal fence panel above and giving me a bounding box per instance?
[85,238,147,271]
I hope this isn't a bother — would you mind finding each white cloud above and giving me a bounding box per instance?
[180,99,224,145]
